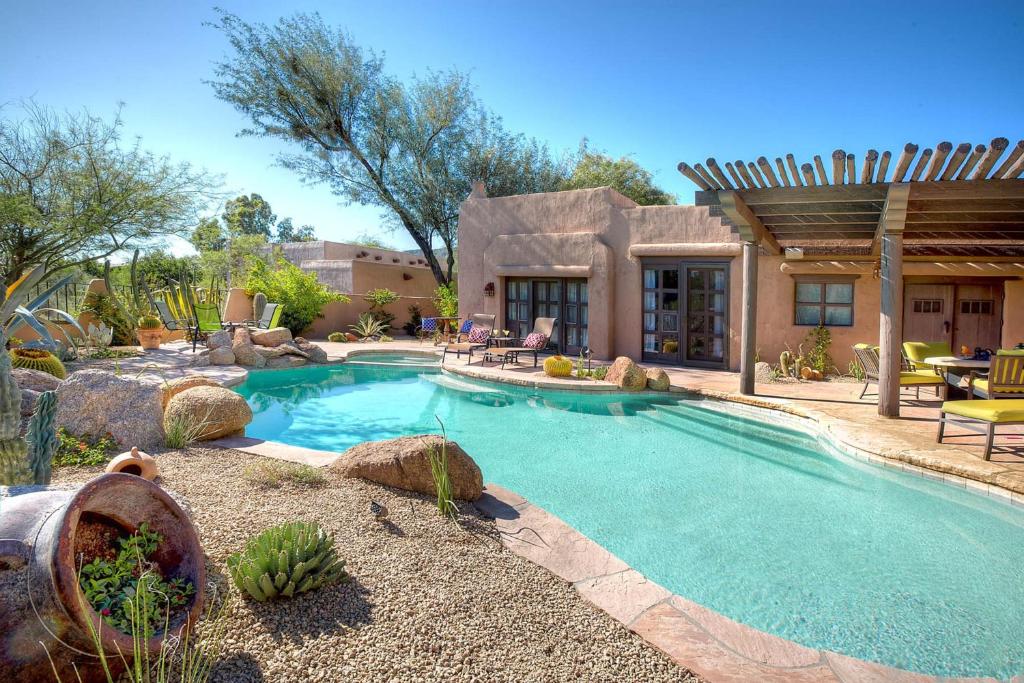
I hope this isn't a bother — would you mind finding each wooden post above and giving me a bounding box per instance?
[878,232,903,417]
[740,241,758,395]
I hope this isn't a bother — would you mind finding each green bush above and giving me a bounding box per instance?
[54,429,118,467]
[433,283,458,318]
[364,287,398,329]
[245,257,348,335]
[327,331,348,343]
[227,521,348,602]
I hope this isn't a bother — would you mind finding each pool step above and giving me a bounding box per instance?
[421,373,502,394]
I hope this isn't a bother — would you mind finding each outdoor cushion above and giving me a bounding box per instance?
[899,371,945,386]
[420,318,438,332]
[523,333,548,350]
[902,341,952,370]
[467,326,489,344]
[458,319,473,334]
[972,379,1024,395]
[942,399,1024,423]
[997,349,1024,356]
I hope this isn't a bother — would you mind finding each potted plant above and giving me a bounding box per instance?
[136,314,163,350]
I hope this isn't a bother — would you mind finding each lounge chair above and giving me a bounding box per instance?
[967,351,1024,399]
[154,301,190,333]
[902,341,952,371]
[243,302,283,330]
[852,343,946,400]
[441,314,496,364]
[937,399,1024,460]
[488,317,557,369]
[190,302,230,352]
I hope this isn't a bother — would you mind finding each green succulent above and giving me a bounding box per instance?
[10,347,66,379]
[226,521,348,602]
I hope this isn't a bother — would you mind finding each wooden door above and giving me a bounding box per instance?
[903,284,954,346]
[954,283,1004,352]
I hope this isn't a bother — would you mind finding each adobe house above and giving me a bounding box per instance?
[457,138,1024,416]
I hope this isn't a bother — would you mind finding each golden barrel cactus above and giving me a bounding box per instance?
[10,348,66,379]
[543,355,573,378]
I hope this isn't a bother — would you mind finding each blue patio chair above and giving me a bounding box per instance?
[417,317,438,341]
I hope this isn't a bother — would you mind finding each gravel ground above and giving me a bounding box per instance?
[53,448,699,682]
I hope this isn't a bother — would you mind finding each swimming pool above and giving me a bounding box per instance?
[236,363,1024,679]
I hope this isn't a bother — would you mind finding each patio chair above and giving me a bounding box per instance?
[902,341,952,371]
[441,314,496,364]
[852,343,945,401]
[966,351,1024,399]
[154,300,190,333]
[416,316,439,342]
[937,399,1024,460]
[190,302,230,352]
[488,317,557,369]
[243,302,283,330]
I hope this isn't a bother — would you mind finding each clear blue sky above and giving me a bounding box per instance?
[3,0,1023,255]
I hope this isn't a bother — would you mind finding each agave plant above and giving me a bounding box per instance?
[226,521,347,602]
[2,268,86,354]
[349,312,388,339]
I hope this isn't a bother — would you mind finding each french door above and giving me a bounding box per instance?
[504,278,589,355]
[642,261,729,367]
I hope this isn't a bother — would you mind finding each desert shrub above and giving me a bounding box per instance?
[227,521,348,602]
[54,428,117,467]
[804,325,834,374]
[364,287,398,329]
[592,366,608,380]
[428,418,458,520]
[848,360,865,381]
[327,331,347,342]
[402,304,422,336]
[245,257,348,335]
[164,411,211,449]
[433,284,458,318]
[243,460,327,489]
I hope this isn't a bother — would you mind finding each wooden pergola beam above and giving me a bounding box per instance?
[872,182,911,256]
[717,191,782,255]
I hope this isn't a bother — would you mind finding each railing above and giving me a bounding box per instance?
[22,278,228,322]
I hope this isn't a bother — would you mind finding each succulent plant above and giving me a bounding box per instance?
[227,521,348,602]
[0,346,29,485]
[10,347,66,379]
[137,314,162,329]
[779,350,792,377]
[327,331,347,343]
[252,292,267,321]
[543,355,573,378]
[349,312,388,339]
[25,390,58,485]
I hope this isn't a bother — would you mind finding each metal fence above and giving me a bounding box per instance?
[24,280,228,322]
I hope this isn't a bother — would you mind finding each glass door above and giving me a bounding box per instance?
[532,280,561,348]
[683,266,727,365]
[505,279,531,339]
[564,280,588,355]
[642,265,681,362]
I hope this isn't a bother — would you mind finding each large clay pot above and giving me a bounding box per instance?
[0,474,205,682]
[137,328,163,350]
[105,447,159,480]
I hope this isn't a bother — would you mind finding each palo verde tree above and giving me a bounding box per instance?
[208,11,564,285]
[0,102,218,287]
[562,140,676,206]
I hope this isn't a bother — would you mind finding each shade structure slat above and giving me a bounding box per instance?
[747,162,767,188]
[786,154,803,187]
[706,158,734,189]
[940,143,973,181]
[813,155,829,185]
[994,140,1024,178]
[924,141,953,181]
[861,149,879,184]
[910,148,933,181]
[693,163,722,190]
[1003,153,1024,179]
[757,157,781,187]
[971,138,1010,179]
[956,144,986,180]
[800,163,817,186]
[846,154,856,185]
[677,162,713,190]
[774,157,792,187]
[725,162,747,189]
[891,143,918,182]
[735,160,758,189]
[832,150,845,185]
[875,151,891,183]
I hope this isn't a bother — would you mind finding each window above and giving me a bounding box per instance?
[913,299,943,314]
[794,280,854,326]
[959,300,993,315]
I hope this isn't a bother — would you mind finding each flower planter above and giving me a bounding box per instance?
[136,328,163,350]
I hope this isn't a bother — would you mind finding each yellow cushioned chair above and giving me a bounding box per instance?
[852,343,946,401]
[902,341,952,371]
[938,399,1024,460]
[968,352,1024,399]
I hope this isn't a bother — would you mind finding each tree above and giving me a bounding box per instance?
[562,141,676,206]
[275,217,317,242]
[351,231,393,249]
[191,216,227,252]
[222,192,276,238]
[0,102,218,287]
[209,11,565,285]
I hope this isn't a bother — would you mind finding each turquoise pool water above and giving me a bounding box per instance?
[343,352,440,366]
[236,364,1024,679]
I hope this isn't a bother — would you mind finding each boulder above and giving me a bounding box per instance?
[754,361,773,384]
[233,327,252,345]
[21,388,40,416]
[251,327,292,347]
[346,333,359,342]
[254,346,286,359]
[645,368,670,391]
[334,435,483,501]
[12,367,63,393]
[209,347,235,366]
[232,337,267,368]
[265,355,307,369]
[191,350,211,367]
[55,369,164,449]
[277,341,310,358]
[294,337,329,364]
[605,356,647,391]
[206,329,232,350]
[164,386,252,441]
[162,375,223,409]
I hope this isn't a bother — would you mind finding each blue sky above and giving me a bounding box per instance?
[3,0,1023,255]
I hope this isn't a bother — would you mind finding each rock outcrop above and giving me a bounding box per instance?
[334,435,483,501]
[209,347,235,365]
[605,357,647,391]
[251,327,292,347]
[294,337,328,364]
[206,329,232,350]
[645,368,670,391]
[162,375,222,409]
[231,327,266,368]
[163,385,252,441]
[55,370,164,448]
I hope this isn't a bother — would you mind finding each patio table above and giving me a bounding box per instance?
[924,355,991,398]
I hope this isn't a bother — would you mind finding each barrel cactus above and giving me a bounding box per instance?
[138,314,162,329]
[227,521,347,602]
[10,347,66,379]
[252,292,267,321]
[543,355,573,378]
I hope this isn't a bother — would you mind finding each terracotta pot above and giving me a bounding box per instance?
[137,328,163,350]
[105,447,159,480]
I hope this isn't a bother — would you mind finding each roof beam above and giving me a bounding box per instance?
[718,191,782,255]
[872,182,910,257]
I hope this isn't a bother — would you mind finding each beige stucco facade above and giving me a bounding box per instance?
[458,186,1024,369]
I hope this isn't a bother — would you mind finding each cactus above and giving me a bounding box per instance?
[327,331,347,343]
[252,292,268,321]
[25,390,58,485]
[138,314,162,329]
[227,521,347,602]
[10,347,66,379]
[543,355,573,378]
[779,350,792,377]
[0,346,30,485]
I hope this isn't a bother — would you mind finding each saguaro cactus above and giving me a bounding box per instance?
[26,390,59,485]
[0,346,30,485]
[252,292,268,321]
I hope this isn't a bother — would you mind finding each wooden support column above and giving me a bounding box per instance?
[877,183,909,418]
[740,241,758,395]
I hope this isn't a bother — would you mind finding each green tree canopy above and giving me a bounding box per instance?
[209,11,565,285]
[275,217,316,242]
[0,102,218,286]
[562,141,676,206]
[190,216,228,253]
[223,192,276,238]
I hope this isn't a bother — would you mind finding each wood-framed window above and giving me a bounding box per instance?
[959,299,993,315]
[793,275,857,327]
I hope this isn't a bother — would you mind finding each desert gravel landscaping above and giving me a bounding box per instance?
[53,448,699,682]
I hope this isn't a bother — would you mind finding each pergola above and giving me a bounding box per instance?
[678,138,1024,417]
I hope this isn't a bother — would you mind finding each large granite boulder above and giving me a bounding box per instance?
[645,368,670,391]
[294,337,328,364]
[251,327,292,347]
[334,435,483,501]
[209,347,235,366]
[265,355,307,369]
[55,370,164,448]
[162,375,222,409]
[164,386,252,441]
[206,329,232,350]
[231,328,266,368]
[605,356,647,391]
[21,388,40,416]
[254,346,286,359]
[754,361,773,384]
[13,367,63,393]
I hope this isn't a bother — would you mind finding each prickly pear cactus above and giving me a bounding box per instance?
[26,390,58,485]
[0,346,30,485]
[252,292,267,321]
